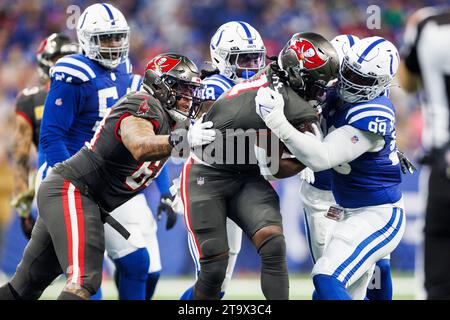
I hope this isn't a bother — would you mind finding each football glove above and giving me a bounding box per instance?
[157,193,178,230]
[11,188,36,239]
[255,87,285,122]
[397,149,417,174]
[187,115,216,148]
[20,215,36,240]
[299,167,315,184]
[169,177,184,214]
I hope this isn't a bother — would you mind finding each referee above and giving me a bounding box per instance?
[399,7,450,299]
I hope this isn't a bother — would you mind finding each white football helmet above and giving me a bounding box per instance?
[210,21,266,80]
[76,3,129,69]
[338,36,399,103]
[331,34,360,65]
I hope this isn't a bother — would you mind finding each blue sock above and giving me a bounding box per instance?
[366,259,392,300]
[313,274,352,300]
[180,286,225,300]
[180,285,195,300]
[114,248,150,300]
[146,271,160,300]
[312,290,320,300]
[90,287,102,300]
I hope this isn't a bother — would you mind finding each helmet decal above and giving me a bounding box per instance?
[288,39,328,70]
[146,56,181,75]
[37,39,48,54]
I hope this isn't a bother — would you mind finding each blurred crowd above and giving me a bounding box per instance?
[0,0,444,237]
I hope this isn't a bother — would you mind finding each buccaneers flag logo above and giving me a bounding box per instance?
[288,39,327,69]
[146,56,181,74]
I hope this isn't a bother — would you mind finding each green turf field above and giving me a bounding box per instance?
[33,272,419,300]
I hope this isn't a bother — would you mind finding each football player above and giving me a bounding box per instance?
[298,34,416,300]
[256,36,406,299]
[178,32,338,300]
[11,33,78,239]
[0,53,213,300]
[38,3,173,299]
[180,20,266,300]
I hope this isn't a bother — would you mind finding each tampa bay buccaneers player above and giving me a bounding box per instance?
[0,53,215,300]
[11,33,78,239]
[179,32,339,300]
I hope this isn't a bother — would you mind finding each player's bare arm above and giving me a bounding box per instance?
[12,114,33,196]
[275,158,305,178]
[120,115,172,162]
[256,137,306,179]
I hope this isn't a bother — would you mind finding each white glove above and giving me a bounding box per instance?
[255,87,285,121]
[169,177,184,215]
[255,87,291,138]
[187,115,216,148]
[299,167,315,184]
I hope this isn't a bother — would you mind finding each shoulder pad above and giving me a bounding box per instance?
[346,98,395,136]
[50,54,96,84]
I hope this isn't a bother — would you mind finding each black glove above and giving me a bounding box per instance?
[157,193,178,230]
[397,149,417,174]
[20,215,36,240]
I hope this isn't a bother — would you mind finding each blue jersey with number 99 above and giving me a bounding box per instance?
[326,95,402,208]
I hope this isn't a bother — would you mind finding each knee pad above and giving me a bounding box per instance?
[115,247,150,281]
[195,254,228,300]
[258,234,287,272]
[257,234,289,300]
[199,237,229,258]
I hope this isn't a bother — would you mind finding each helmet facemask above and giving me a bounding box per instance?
[338,56,391,103]
[82,29,130,69]
[143,71,204,122]
[165,76,205,121]
[227,50,266,79]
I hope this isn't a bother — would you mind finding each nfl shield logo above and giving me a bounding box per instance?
[197,177,205,185]
[351,135,359,144]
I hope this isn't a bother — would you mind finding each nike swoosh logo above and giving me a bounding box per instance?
[258,105,273,118]
[375,117,387,122]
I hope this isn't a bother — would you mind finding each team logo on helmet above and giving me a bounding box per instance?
[37,39,48,54]
[146,56,181,75]
[288,39,328,70]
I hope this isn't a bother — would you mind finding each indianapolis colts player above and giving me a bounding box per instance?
[39,3,171,300]
[180,21,266,300]
[256,36,406,299]
[299,34,397,300]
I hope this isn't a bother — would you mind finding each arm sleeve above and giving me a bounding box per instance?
[155,165,171,195]
[39,80,81,166]
[276,123,382,172]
